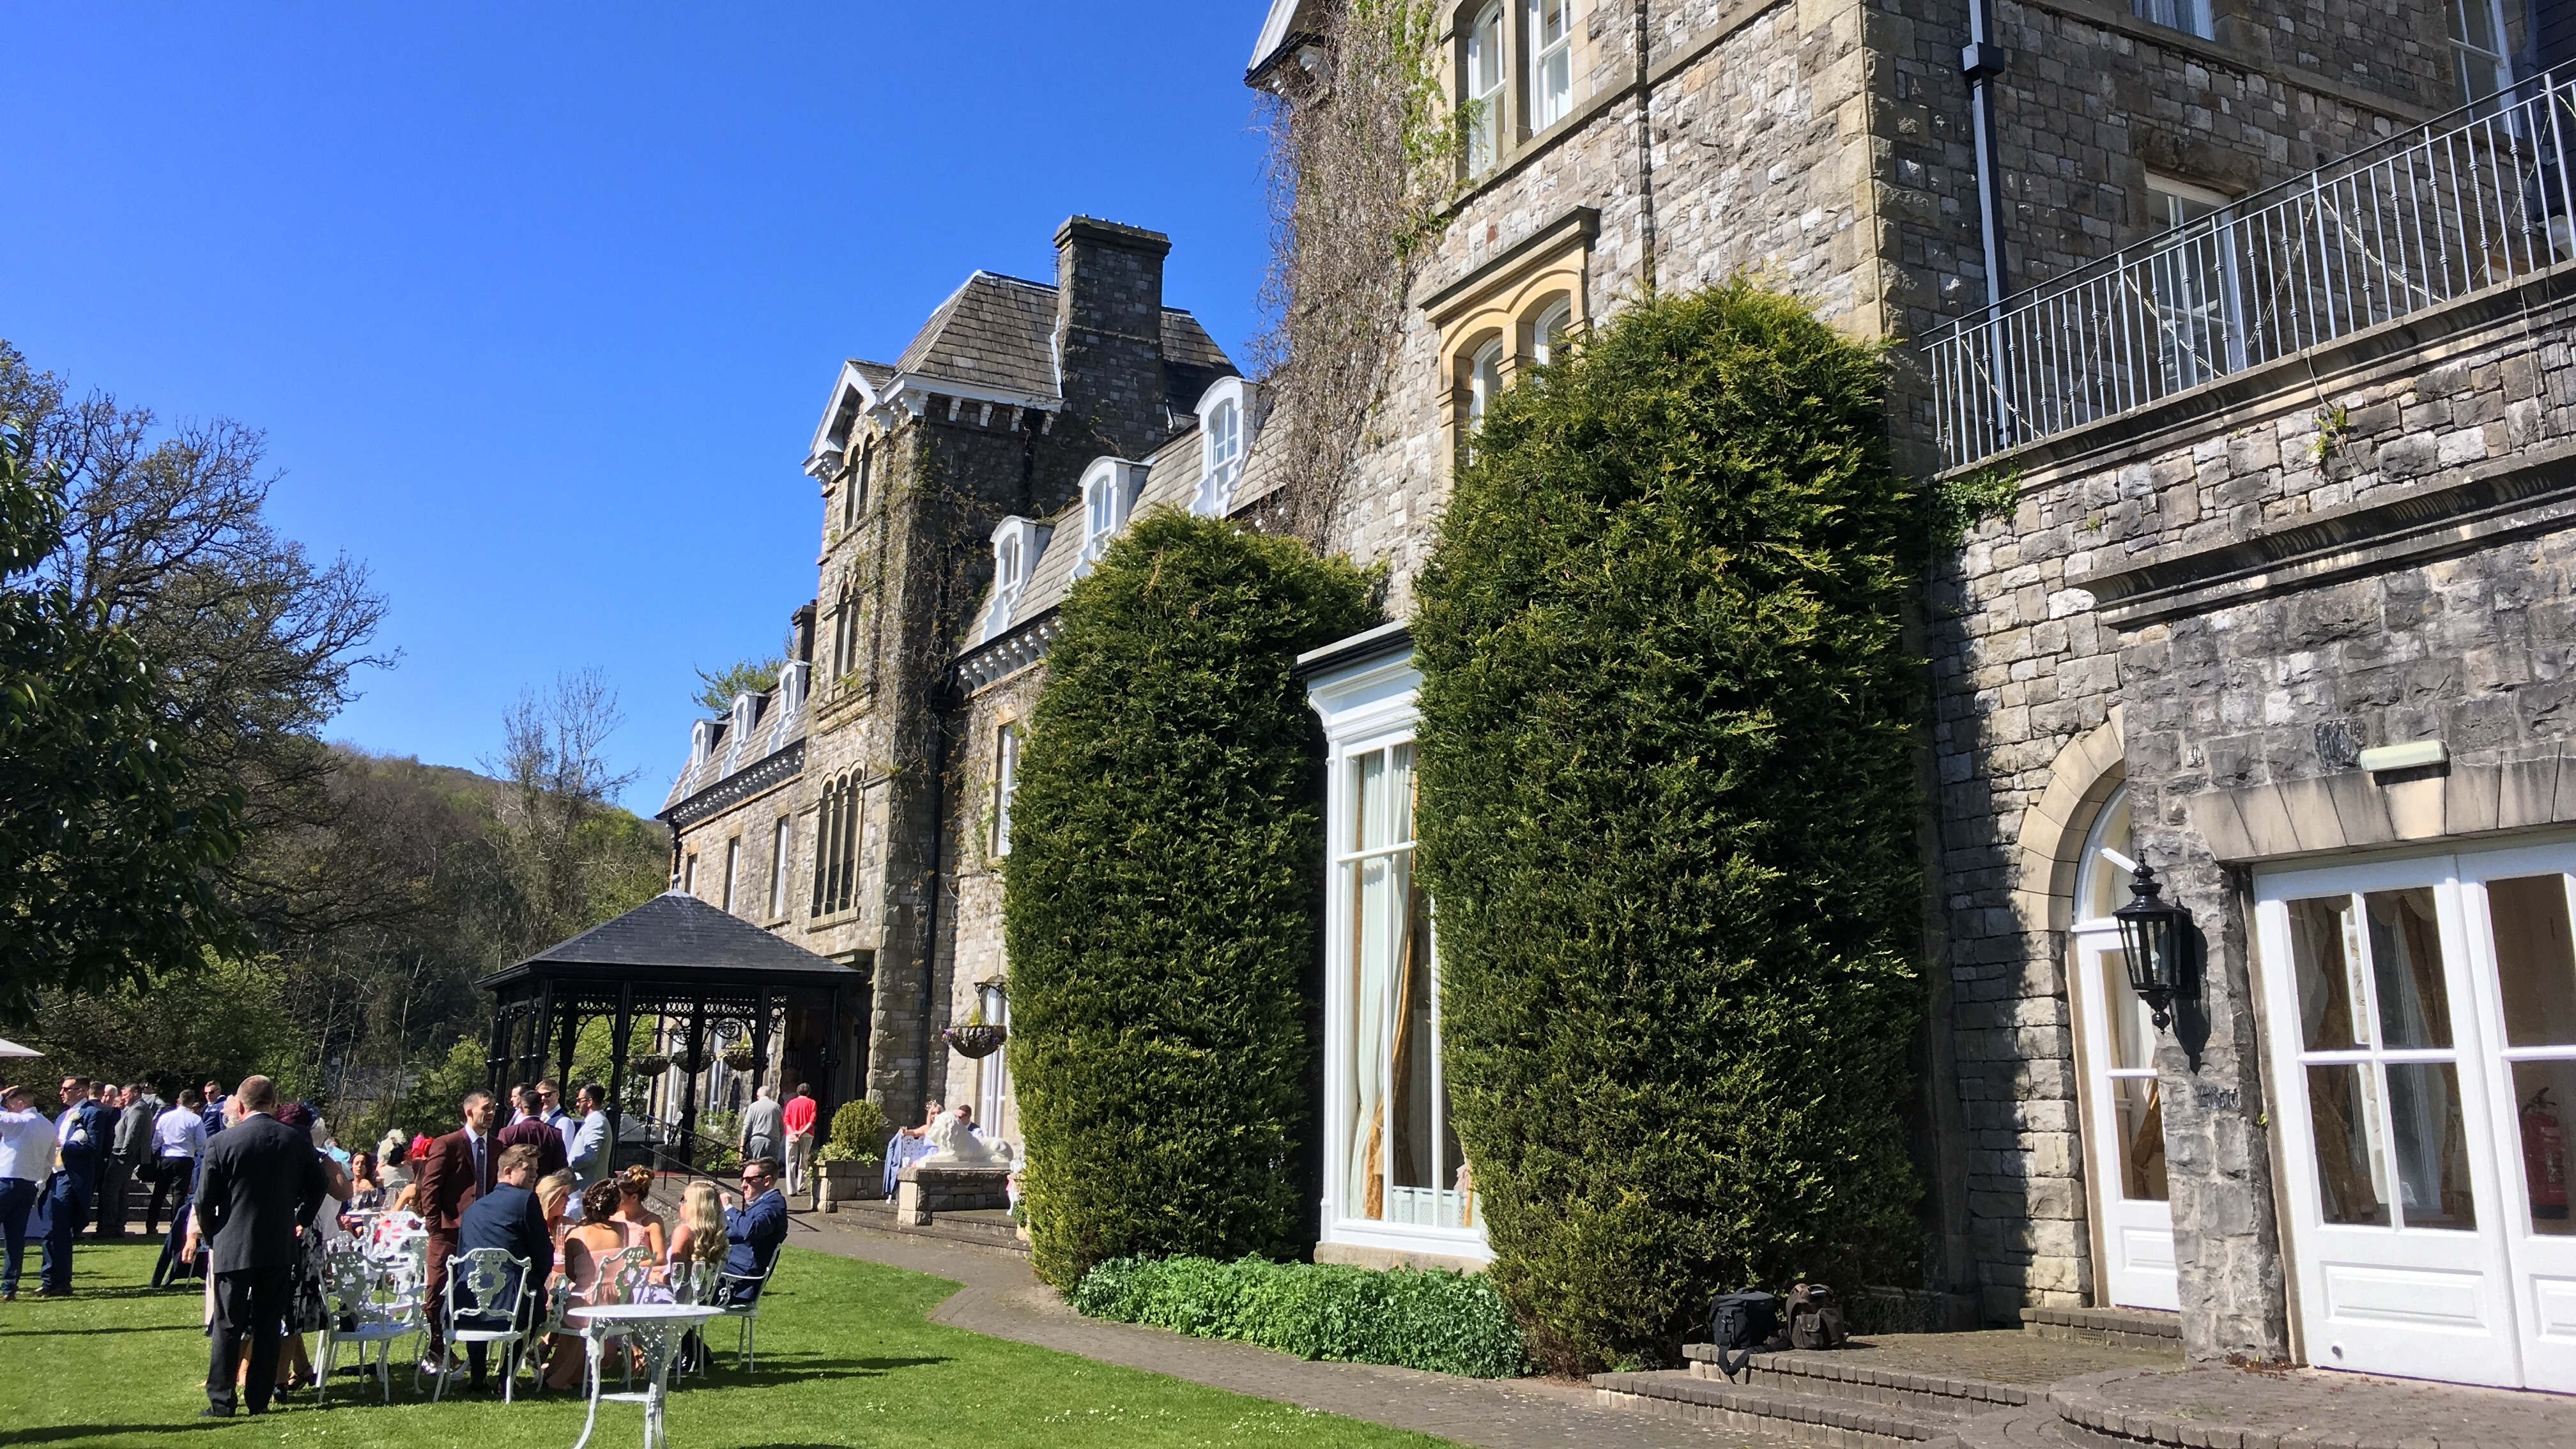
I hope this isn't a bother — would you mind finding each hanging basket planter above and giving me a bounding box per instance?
[627,1053,670,1077]
[943,1023,1009,1060]
[721,1043,759,1073]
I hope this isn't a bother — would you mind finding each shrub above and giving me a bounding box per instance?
[823,1098,887,1164]
[1006,509,1375,1289]
[1070,1255,1525,1379]
[1412,282,1927,1370]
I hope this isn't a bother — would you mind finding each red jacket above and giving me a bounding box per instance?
[413,1128,494,1236]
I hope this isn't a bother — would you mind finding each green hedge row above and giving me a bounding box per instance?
[1004,509,1376,1289]
[1413,282,1928,1370]
[1070,1255,1526,1379]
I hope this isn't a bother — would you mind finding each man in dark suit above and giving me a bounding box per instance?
[493,1085,567,1181]
[411,1089,498,1378]
[721,1156,788,1302]
[38,1078,107,1296]
[106,1084,158,1239]
[452,1143,551,1392]
[194,1076,328,1418]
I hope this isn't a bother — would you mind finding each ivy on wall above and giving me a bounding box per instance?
[1412,283,1929,1371]
[1004,509,1375,1289]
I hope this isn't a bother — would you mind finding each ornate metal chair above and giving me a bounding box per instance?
[711,1254,781,1371]
[315,1247,422,1405]
[431,1247,535,1404]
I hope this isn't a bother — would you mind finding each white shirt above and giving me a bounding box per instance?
[0,1108,57,1183]
[155,1105,207,1159]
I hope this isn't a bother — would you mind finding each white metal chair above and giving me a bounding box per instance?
[588,1246,660,1393]
[710,1254,780,1371]
[431,1248,536,1403]
[315,1247,422,1405]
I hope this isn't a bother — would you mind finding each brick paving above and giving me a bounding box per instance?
[2054,1365,2572,1449]
[790,1212,1764,1449]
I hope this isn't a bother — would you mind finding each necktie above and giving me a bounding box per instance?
[473,1135,489,1192]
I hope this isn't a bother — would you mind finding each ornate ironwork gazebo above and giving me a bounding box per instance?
[477,890,869,1156]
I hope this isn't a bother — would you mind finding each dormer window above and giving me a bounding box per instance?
[1192,379,1256,518]
[1465,3,1505,173]
[1073,460,1145,576]
[1529,0,1573,130]
[979,516,1052,643]
[1208,400,1240,474]
[999,532,1022,590]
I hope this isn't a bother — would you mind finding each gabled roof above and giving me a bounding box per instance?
[1250,0,1326,75]
[480,891,861,988]
[898,272,1063,401]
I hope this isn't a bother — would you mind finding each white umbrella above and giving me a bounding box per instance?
[0,1038,42,1059]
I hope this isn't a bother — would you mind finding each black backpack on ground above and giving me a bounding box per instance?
[1783,1283,1848,1351]
[1706,1289,1781,1380]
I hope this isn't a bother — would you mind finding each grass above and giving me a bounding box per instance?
[0,1244,1450,1448]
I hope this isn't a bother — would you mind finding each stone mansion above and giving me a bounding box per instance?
[661,0,2576,1396]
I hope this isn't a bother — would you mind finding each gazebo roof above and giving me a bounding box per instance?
[478,891,862,992]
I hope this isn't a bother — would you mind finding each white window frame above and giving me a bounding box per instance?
[2446,0,2515,109]
[1465,1,1506,174]
[1528,0,1574,131]
[1192,377,1257,517]
[767,815,792,919]
[1307,642,1491,1263]
[721,837,740,914]
[1071,459,1146,578]
[992,724,1020,858]
[975,982,1013,1142]
[1528,296,1574,367]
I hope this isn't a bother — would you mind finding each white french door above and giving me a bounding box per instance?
[2074,927,2181,1310]
[2256,846,2576,1392]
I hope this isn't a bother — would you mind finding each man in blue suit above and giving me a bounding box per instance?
[722,1157,787,1301]
[452,1143,551,1393]
[39,1078,108,1297]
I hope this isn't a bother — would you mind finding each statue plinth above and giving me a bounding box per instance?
[895,1163,1011,1225]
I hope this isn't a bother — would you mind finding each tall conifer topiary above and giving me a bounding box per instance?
[1006,509,1374,1289]
[1413,283,1926,1370]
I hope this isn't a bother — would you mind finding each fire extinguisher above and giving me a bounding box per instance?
[2527,1087,2569,1221]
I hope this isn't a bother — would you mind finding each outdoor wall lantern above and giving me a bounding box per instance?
[2112,861,2193,1031]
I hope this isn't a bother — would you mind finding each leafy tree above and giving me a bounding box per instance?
[693,656,783,713]
[22,954,301,1101]
[1413,284,1926,1370]
[0,418,246,1025]
[1006,510,1374,1289]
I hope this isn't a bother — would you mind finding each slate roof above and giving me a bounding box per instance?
[884,271,1236,413]
[482,890,860,986]
[661,664,808,813]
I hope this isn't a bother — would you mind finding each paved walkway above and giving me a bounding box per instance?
[790,1211,1756,1449]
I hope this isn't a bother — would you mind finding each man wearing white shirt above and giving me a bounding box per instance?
[0,1084,57,1301]
[151,1088,210,1289]
[563,1084,610,1220]
[537,1080,573,1141]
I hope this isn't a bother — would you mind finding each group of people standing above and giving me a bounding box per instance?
[0,1076,254,1300]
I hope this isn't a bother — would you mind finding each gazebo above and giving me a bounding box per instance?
[477,890,869,1157]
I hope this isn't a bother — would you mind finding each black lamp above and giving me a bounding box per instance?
[2112,861,2191,1031]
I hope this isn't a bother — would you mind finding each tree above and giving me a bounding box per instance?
[0,418,247,1025]
[1006,510,1375,1289]
[693,656,783,713]
[486,669,666,959]
[1412,284,1927,1370]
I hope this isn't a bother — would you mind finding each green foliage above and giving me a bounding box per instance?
[1928,464,2022,547]
[22,954,302,1101]
[0,418,246,1025]
[1070,1255,1526,1379]
[1411,283,1927,1370]
[693,656,783,714]
[1006,509,1375,1289]
[827,1098,889,1162]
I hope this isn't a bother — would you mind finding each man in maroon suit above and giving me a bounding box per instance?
[493,1085,567,1181]
[412,1089,498,1379]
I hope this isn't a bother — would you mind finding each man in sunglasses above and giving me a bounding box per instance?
[720,1158,787,1303]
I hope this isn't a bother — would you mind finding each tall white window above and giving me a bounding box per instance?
[1529,0,1574,130]
[975,983,1013,1140]
[1342,742,1468,1229]
[992,724,1020,857]
[1206,399,1239,475]
[2129,0,2212,38]
[2145,176,2242,392]
[1087,476,1116,544]
[721,838,740,914]
[1466,3,1505,173]
[683,853,698,896]
[1528,297,1574,367]
[1465,337,1506,449]
[2447,0,2514,107]
[767,816,792,918]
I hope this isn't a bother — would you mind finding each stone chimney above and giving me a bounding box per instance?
[1054,217,1171,460]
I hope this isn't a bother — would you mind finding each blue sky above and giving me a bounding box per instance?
[0,3,1279,809]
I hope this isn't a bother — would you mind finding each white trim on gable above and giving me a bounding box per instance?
[1071,457,1150,581]
[1251,0,1322,72]
[1192,376,1260,518]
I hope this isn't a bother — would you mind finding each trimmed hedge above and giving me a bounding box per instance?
[1071,1255,1526,1379]
[1005,509,1375,1289]
[1413,283,1927,1370]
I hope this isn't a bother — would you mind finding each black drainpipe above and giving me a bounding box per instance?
[1963,0,2011,447]
[913,675,952,1121]
[1635,0,1660,291]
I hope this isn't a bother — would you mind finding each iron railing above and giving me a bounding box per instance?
[1924,70,2576,471]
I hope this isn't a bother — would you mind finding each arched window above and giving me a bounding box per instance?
[1528,0,1574,130]
[809,774,864,919]
[2074,785,2136,926]
[1468,337,1506,433]
[1528,296,1574,367]
[997,533,1021,590]
[829,586,860,684]
[1206,399,1240,474]
[1466,3,1505,173]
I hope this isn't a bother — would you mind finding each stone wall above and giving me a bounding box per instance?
[933,661,1046,1148]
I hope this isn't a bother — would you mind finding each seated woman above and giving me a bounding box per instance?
[881,1101,943,1197]
[663,1181,728,1300]
[344,1151,384,1214]
[544,1179,631,1392]
[609,1165,666,1263]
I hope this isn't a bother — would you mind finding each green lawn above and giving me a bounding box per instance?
[0,1244,1448,1448]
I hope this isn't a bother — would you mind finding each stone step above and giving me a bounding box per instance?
[1595,1370,1968,1449]
[1685,1344,2034,1420]
[2015,1307,2181,1353]
[1949,1405,2076,1449]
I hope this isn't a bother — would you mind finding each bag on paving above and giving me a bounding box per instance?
[1706,1289,1781,1380]
[1783,1283,1848,1351]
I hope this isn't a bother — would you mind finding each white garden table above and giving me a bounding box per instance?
[564,1302,723,1449]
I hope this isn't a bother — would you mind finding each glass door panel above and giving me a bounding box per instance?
[2075,933,2177,1308]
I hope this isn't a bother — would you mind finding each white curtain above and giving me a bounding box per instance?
[1348,746,1416,1220]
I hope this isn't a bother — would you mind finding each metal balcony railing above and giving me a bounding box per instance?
[1924,70,2576,471]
